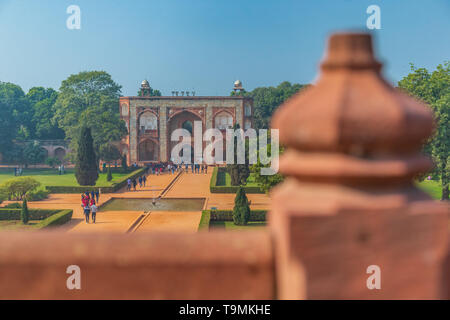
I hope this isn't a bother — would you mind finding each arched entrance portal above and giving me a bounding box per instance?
[54,147,66,162]
[168,111,203,163]
[138,139,159,162]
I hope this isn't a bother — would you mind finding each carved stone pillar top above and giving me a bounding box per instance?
[272,32,434,186]
[269,32,448,300]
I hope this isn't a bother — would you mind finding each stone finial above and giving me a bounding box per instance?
[272,32,434,186]
[269,32,448,300]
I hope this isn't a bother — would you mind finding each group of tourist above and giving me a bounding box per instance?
[58,164,66,175]
[81,190,100,224]
[144,162,209,175]
[13,167,23,176]
[127,174,147,191]
[182,163,208,174]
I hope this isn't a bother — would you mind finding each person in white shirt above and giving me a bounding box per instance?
[90,203,98,223]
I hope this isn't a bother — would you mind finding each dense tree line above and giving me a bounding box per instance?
[232,81,308,129]
[398,62,449,200]
[0,71,128,165]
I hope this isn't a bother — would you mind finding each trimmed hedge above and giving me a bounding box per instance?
[0,208,60,221]
[36,209,73,228]
[198,210,211,231]
[0,208,72,228]
[199,210,267,226]
[101,167,137,174]
[45,168,146,194]
[209,167,264,194]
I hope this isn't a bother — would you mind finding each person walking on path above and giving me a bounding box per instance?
[143,175,147,187]
[132,179,137,191]
[81,194,89,208]
[127,179,131,191]
[95,189,100,203]
[90,190,95,201]
[83,204,91,223]
[138,176,143,188]
[90,202,98,224]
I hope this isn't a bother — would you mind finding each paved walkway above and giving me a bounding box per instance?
[134,211,202,233]
[166,170,272,210]
[3,167,271,233]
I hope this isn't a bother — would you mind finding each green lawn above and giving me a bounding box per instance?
[416,180,442,200]
[0,168,130,187]
[0,220,42,231]
[219,171,260,187]
[210,220,266,230]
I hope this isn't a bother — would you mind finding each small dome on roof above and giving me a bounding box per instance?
[234,80,242,87]
[141,79,150,88]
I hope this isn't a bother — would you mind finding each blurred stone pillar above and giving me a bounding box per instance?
[270,32,448,299]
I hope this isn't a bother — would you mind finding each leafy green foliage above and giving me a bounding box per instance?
[75,127,99,186]
[226,124,250,186]
[398,62,449,200]
[21,198,29,224]
[121,154,128,172]
[23,141,47,166]
[228,165,250,186]
[251,138,284,193]
[138,86,162,97]
[26,87,64,139]
[0,177,40,200]
[27,188,50,201]
[99,143,121,164]
[53,71,127,160]
[232,186,251,225]
[232,81,307,129]
[45,157,62,168]
[0,82,30,152]
[107,165,113,182]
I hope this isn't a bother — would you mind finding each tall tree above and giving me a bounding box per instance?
[398,62,449,200]
[21,198,29,224]
[99,143,121,165]
[232,81,307,129]
[23,141,47,166]
[251,137,284,193]
[26,87,65,140]
[227,124,250,186]
[0,82,31,152]
[53,71,127,160]
[75,127,99,186]
[232,186,251,225]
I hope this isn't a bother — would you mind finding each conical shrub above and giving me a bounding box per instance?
[75,126,99,186]
[232,186,250,225]
[21,198,29,224]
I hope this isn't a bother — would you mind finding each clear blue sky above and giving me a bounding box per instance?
[0,0,448,96]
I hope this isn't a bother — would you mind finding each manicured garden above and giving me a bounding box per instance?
[416,180,442,200]
[198,209,268,231]
[0,167,146,196]
[210,167,264,193]
[0,168,131,187]
[209,221,266,230]
[0,206,73,230]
